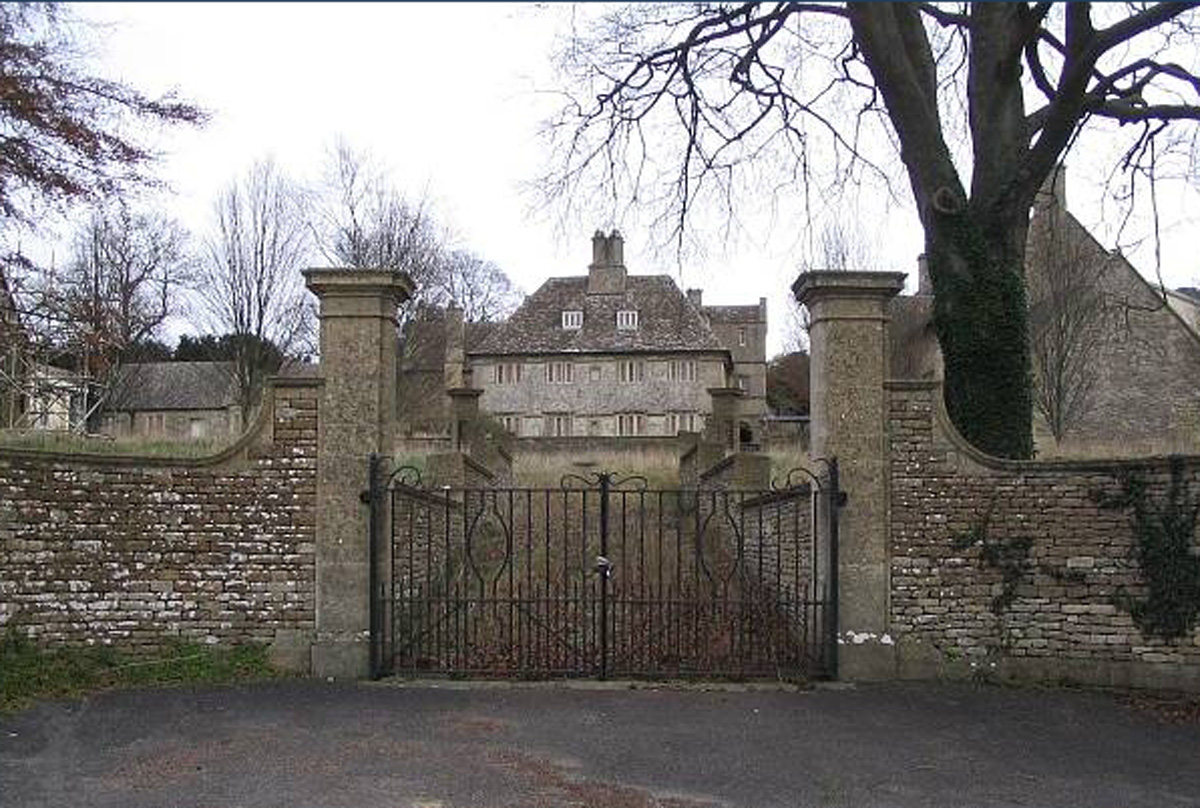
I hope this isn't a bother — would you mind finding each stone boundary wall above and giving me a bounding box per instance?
[0,378,320,664]
[889,380,1200,691]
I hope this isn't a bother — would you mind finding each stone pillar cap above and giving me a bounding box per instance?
[303,268,414,301]
[447,387,484,399]
[708,386,746,398]
[792,270,906,305]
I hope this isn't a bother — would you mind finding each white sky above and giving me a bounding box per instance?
[60,3,1200,356]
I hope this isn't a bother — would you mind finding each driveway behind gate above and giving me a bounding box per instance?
[2,680,1198,808]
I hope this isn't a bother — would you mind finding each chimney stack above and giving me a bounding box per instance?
[686,288,703,308]
[587,229,628,294]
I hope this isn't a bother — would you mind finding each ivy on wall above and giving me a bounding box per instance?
[1097,456,1200,642]
[950,505,1034,617]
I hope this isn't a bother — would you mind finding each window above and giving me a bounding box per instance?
[617,360,645,384]
[667,359,697,382]
[736,375,748,391]
[546,361,574,384]
[738,327,747,346]
[188,418,208,439]
[617,413,646,436]
[616,309,639,330]
[545,413,573,437]
[562,310,583,329]
[667,412,698,434]
[498,414,520,435]
[589,364,602,382]
[493,363,523,384]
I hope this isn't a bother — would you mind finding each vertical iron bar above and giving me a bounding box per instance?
[367,453,382,679]
[598,473,610,680]
[828,458,841,680]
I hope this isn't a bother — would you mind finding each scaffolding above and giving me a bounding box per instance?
[0,274,103,435]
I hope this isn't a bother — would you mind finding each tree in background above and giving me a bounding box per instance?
[766,352,810,417]
[0,3,202,432]
[1027,183,1115,445]
[434,249,523,323]
[544,3,1200,458]
[312,141,523,323]
[197,160,312,418]
[173,333,283,371]
[18,203,189,428]
[0,3,203,239]
[786,221,880,352]
[63,204,190,426]
[312,141,443,290]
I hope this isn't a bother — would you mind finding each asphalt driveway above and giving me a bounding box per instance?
[1,679,1198,808]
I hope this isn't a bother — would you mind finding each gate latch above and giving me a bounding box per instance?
[595,555,613,579]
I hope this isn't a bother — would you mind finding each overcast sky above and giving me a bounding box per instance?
[67,3,1200,356]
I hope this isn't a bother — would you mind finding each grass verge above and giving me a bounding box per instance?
[0,430,235,458]
[0,630,281,713]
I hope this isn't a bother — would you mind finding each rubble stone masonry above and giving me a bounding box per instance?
[0,378,319,655]
[888,380,1200,690]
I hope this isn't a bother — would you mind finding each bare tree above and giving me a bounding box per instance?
[431,250,523,323]
[787,221,879,351]
[312,141,444,285]
[1027,188,1115,445]
[312,141,523,323]
[62,203,189,425]
[198,160,313,417]
[5,203,189,430]
[544,3,1200,458]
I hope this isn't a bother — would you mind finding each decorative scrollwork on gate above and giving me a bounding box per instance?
[560,470,649,490]
[387,464,424,489]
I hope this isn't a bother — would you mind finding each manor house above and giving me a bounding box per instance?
[399,231,767,443]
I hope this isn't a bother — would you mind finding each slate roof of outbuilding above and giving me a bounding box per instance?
[108,362,238,411]
[470,275,724,356]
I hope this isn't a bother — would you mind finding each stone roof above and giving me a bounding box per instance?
[108,362,238,412]
[465,321,500,352]
[703,304,761,324]
[470,275,723,356]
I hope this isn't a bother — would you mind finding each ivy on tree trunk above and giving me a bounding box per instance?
[929,211,1034,459]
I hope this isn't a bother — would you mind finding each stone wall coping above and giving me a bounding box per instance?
[0,376,318,470]
[741,484,813,509]
[708,387,746,398]
[447,387,485,399]
[463,452,498,483]
[272,375,325,389]
[699,454,735,481]
[792,270,907,304]
[887,377,1200,473]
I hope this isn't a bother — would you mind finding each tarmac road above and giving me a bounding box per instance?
[1,679,1198,808]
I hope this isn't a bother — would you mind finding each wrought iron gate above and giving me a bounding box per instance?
[367,460,842,681]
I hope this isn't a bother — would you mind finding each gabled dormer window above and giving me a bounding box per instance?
[616,309,638,330]
[562,310,583,329]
